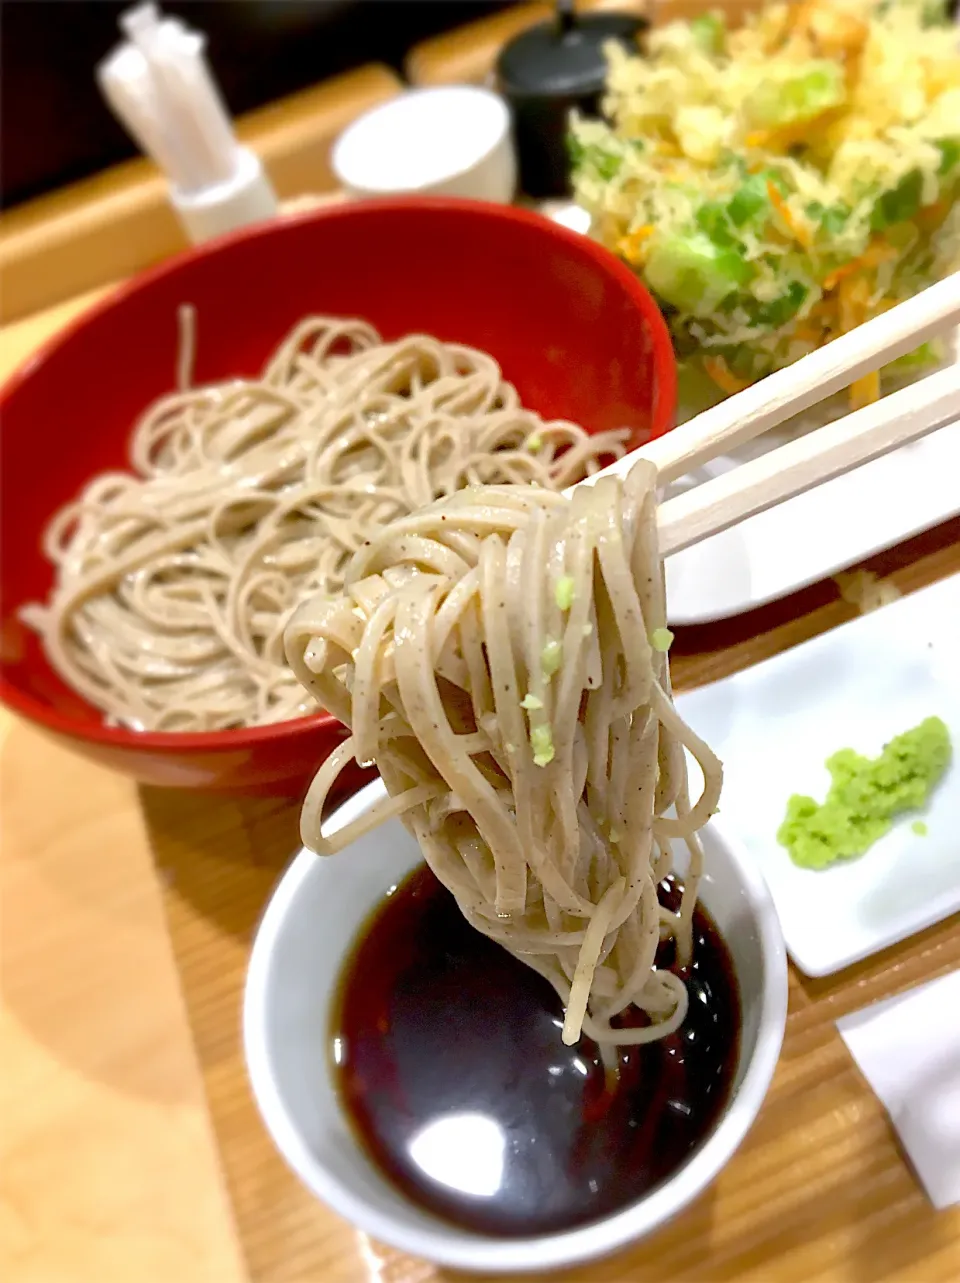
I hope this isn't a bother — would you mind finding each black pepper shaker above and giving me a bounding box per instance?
[496,0,647,200]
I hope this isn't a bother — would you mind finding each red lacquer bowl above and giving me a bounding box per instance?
[0,198,676,793]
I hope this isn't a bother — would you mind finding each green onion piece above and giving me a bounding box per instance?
[728,175,769,226]
[531,724,555,767]
[650,627,674,652]
[571,143,621,181]
[885,339,943,372]
[541,638,562,677]
[566,135,622,181]
[526,433,543,453]
[554,576,575,610]
[744,61,846,130]
[695,200,737,247]
[871,169,923,230]
[807,200,851,236]
[755,281,808,328]
[912,820,928,836]
[594,150,622,181]
[689,11,725,54]
[566,134,585,169]
[936,139,960,176]
[645,231,752,313]
[521,693,543,711]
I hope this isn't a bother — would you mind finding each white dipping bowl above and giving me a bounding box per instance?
[244,779,787,1274]
[331,86,516,203]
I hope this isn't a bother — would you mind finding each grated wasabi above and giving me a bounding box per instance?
[555,576,575,611]
[530,724,555,767]
[777,716,951,870]
[541,638,562,678]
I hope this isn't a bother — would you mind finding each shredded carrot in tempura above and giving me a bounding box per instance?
[791,322,823,343]
[616,225,654,264]
[838,274,870,334]
[823,239,896,291]
[767,181,812,249]
[849,369,880,410]
[703,355,751,395]
[917,200,949,230]
[791,0,868,58]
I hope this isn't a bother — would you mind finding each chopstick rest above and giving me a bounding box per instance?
[837,970,960,1210]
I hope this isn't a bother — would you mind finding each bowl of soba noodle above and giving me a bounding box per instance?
[0,198,675,791]
[244,462,788,1271]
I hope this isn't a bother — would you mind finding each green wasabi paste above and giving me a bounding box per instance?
[777,716,951,871]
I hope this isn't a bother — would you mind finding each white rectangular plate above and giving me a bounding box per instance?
[676,575,960,977]
[665,423,960,626]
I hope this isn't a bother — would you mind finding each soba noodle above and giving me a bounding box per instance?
[22,314,627,731]
[285,461,723,1048]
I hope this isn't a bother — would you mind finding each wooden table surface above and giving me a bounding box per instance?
[2,295,959,1283]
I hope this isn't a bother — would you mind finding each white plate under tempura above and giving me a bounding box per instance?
[676,574,960,977]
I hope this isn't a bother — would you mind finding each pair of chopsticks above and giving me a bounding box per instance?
[579,271,960,558]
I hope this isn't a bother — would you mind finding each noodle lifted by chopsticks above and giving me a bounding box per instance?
[286,461,723,1047]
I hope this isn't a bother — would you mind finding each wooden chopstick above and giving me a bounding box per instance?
[656,362,960,558]
[579,271,960,491]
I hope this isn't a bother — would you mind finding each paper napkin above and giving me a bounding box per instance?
[837,969,960,1210]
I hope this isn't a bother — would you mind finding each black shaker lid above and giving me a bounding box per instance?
[497,1,646,99]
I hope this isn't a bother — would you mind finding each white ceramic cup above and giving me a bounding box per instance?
[244,779,787,1274]
[331,86,516,203]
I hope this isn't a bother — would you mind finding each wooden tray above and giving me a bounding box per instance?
[3,291,957,1282]
[3,310,959,1283]
[5,522,958,1283]
[143,522,960,1283]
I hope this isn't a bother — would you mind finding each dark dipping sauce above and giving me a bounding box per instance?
[331,866,740,1237]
